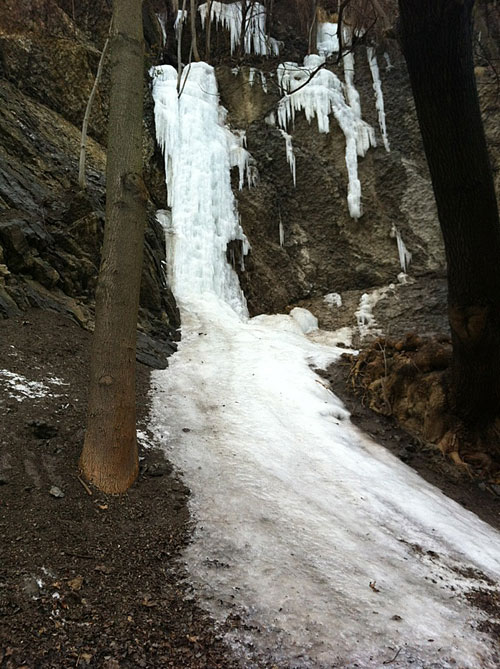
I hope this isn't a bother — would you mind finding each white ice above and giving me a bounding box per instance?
[198,1,280,56]
[324,291,342,308]
[391,223,412,273]
[317,21,339,57]
[150,62,250,318]
[278,128,296,186]
[367,46,390,152]
[355,285,393,340]
[150,58,500,668]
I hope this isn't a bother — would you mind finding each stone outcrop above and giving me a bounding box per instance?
[0,0,179,367]
[0,0,498,355]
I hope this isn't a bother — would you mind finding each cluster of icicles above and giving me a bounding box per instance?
[155,2,391,222]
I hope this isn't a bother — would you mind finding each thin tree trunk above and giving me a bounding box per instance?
[177,0,187,91]
[80,0,147,493]
[399,0,500,432]
[205,0,212,60]
[308,0,319,54]
[190,0,200,61]
[78,34,110,190]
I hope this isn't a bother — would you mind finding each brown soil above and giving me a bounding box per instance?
[0,309,246,669]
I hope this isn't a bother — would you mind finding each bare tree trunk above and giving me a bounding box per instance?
[80,0,147,493]
[205,0,212,60]
[177,0,187,91]
[78,34,110,190]
[399,0,500,455]
[190,0,200,61]
[308,0,319,54]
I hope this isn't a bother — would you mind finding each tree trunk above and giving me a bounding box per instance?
[399,0,500,435]
[190,0,201,61]
[80,0,147,493]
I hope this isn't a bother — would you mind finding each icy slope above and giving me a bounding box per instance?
[150,62,500,667]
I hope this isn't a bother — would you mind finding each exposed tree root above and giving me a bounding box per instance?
[347,333,500,481]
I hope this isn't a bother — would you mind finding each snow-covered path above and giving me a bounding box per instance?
[151,298,500,668]
[149,60,500,667]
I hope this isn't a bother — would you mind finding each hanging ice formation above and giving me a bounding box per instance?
[198,1,280,56]
[391,224,412,273]
[367,47,390,152]
[150,63,251,318]
[277,54,376,219]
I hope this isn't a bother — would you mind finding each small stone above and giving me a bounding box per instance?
[49,486,64,498]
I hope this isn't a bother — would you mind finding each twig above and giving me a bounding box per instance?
[77,475,93,496]
[383,648,401,664]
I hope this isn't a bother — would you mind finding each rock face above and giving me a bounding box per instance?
[0,0,179,366]
[0,0,498,348]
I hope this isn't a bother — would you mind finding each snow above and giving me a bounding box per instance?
[198,1,280,56]
[0,369,57,401]
[289,307,318,334]
[276,55,376,219]
[367,46,390,152]
[324,292,342,308]
[150,56,500,669]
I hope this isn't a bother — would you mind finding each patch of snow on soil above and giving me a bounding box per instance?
[150,61,500,668]
[0,370,58,401]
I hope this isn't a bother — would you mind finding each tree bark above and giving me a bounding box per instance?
[399,0,500,432]
[190,0,201,61]
[80,0,146,493]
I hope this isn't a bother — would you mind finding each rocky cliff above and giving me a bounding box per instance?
[0,1,498,360]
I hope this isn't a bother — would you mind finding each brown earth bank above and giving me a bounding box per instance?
[0,308,252,669]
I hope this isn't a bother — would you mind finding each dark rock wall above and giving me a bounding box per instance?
[0,0,498,342]
[0,0,179,366]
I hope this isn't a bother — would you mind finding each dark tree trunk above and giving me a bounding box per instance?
[399,0,500,439]
[80,0,146,493]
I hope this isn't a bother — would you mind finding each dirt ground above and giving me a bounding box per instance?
[0,309,246,668]
[1,308,500,668]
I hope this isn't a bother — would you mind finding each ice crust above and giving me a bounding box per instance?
[198,1,280,56]
[150,58,500,668]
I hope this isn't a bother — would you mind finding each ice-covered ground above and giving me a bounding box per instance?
[149,61,500,667]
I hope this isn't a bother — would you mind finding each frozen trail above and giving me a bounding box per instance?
[149,62,500,667]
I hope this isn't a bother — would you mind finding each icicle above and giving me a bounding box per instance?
[391,224,412,273]
[156,13,167,47]
[383,52,394,71]
[260,71,268,93]
[198,1,280,56]
[278,210,284,247]
[174,9,187,32]
[367,47,390,152]
[278,129,296,186]
[249,67,256,87]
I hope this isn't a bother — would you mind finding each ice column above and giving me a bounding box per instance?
[150,63,250,318]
